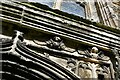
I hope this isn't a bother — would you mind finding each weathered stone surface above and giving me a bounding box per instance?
[1,0,120,79]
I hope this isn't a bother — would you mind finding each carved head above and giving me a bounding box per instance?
[91,47,98,53]
[53,36,61,42]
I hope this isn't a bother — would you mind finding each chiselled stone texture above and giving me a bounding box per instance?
[1,32,80,80]
[0,31,116,80]
[1,0,120,80]
[1,1,120,52]
[77,0,119,28]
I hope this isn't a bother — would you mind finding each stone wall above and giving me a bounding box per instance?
[1,0,120,79]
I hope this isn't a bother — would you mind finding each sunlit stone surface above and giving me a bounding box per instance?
[1,0,120,80]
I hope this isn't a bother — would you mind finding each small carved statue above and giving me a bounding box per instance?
[45,36,66,50]
[10,30,24,56]
[33,36,75,52]
[90,47,99,59]
[76,47,99,59]
[33,36,65,50]
[77,47,110,61]
[33,36,67,58]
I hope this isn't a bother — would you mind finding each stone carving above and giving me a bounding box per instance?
[33,36,65,50]
[33,36,75,52]
[84,47,99,78]
[32,36,114,79]
[0,38,12,44]
[89,47,99,59]
[45,36,65,50]
[76,47,110,61]
[12,30,24,42]
[66,58,76,72]
[11,30,24,56]
[112,49,120,80]
[33,36,69,58]
[75,47,111,79]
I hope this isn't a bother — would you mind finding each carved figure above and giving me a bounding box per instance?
[45,36,65,50]
[90,47,99,59]
[75,47,112,79]
[76,47,99,59]
[33,36,65,50]
[33,36,75,52]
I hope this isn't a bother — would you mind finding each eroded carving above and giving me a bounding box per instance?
[10,30,24,56]
[66,58,76,72]
[33,36,67,58]
[112,49,120,80]
[33,36,65,50]
[33,36,75,53]
[74,47,112,79]
[12,30,24,42]
[27,35,114,79]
